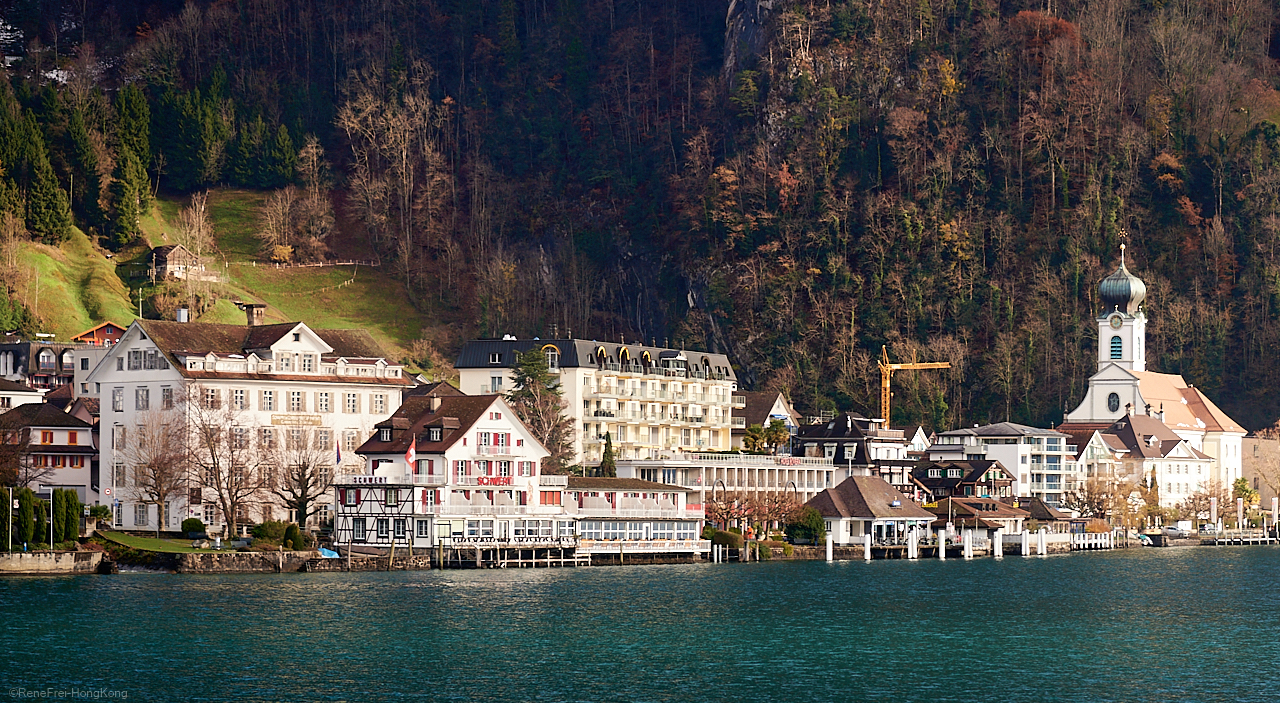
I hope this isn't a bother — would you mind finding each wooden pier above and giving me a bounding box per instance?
[1202,529,1278,547]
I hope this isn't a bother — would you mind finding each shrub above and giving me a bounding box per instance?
[728,527,742,535]
[283,524,301,551]
[710,530,742,549]
[785,506,826,544]
[701,524,717,540]
[54,540,78,551]
[181,518,206,534]
[1084,519,1111,534]
[783,542,794,557]
[31,542,50,551]
[89,505,112,521]
[755,543,772,560]
[250,520,289,542]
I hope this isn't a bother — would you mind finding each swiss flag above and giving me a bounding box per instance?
[405,436,416,469]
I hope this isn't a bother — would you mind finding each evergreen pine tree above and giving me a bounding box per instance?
[599,432,616,477]
[110,145,142,247]
[229,115,265,187]
[15,488,33,545]
[51,489,65,545]
[25,118,71,244]
[67,109,102,227]
[262,123,296,188]
[115,84,150,167]
[62,489,80,542]
[34,498,48,547]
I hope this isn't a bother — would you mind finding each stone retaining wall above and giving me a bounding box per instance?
[0,551,103,574]
[305,555,434,572]
[176,551,320,574]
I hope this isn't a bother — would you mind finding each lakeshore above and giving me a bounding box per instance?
[3,547,1279,703]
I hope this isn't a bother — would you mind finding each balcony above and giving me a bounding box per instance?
[731,417,746,428]
[591,410,616,419]
[480,385,505,394]
[731,395,746,407]
[441,536,578,548]
[539,475,568,487]
[569,507,705,519]
[577,539,710,553]
[475,445,515,456]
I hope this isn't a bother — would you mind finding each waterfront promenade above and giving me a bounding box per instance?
[3,547,1279,702]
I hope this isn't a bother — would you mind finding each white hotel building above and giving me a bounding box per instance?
[334,394,707,563]
[454,339,745,464]
[88,306,411,532]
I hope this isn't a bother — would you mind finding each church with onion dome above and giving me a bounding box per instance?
[1061,245,1245,503]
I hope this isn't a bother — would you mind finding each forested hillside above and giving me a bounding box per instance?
[0,0,1278,431]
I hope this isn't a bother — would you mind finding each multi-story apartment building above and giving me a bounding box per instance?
[930,423,1078,507]
[0,402,97,503]
[88,307,411,533]
[455,339,744,464]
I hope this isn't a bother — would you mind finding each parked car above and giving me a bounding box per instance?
[1163,526,1190,539]
[1198,524,1220,534]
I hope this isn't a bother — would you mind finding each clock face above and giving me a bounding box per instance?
[1110,315,1123,329]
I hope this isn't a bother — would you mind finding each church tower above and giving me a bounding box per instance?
[1096,244,1146,372]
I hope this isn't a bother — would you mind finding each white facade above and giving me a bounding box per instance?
[456,340,744,464]
[88,318,408,533]
[333,396,705,557]
[933,424,1078,507]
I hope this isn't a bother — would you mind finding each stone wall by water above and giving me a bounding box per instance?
[0,551,103,574]
[176,551,319,574]
[305,555,434,572]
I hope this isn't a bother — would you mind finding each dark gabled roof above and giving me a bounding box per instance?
[566,477,689,492]
[736,391,798,429]
[0,403,91,429]
[1104,413,1210,460]
[940,422,1068,438]
[137,320,399,376]
[454,339,737,380]
[0,378,40,393]
[999,496,1071,521]
[911,460,1013,495]
[404,381,466,399]
[357,395,500,455]
[926,497,1029,520]
[806,476,934,520]
[44,384,73,409]
[797,413,874,440]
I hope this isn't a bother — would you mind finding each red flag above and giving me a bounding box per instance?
[405,437,416,469]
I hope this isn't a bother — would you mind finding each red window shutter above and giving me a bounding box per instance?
[505,433,511,446]
[426,459,433,472]
[338,488,345,504]
[355,489,362,503]
[435,489,441,504]
[487,462,494,476]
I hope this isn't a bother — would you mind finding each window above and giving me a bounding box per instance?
[261,428,275,448]
[1108,393,1120,413]
[135,387,149,411]
[232,427,248,449]
[162,387,174,410]
[279,355,293,372]
[114,426,126,451]
[394,518,406,539]
[344,430,359,452]
[134,503,148,526]
[38,349,55,370]
[315,429,331,450]
[233,389,247,410]
[317,393,331,413]
[301,354,315,372]
[540,491,562,506]
[489,352,502,364]
[79,357,88,370]
[353,518,366,541]
[498,461,511,477]
[40,431,52,444]
[292,332,301,342]
[61,351,73,369]
[428,428,441,442]
[379,428,392,442]
[116,357,123,371]
[288,428,306,449]
[376,518,389,538]
[386,488,400,507]
[545,347,559,370]
[204,388,220,408]
[341,488,359,506]
[111,388,124,413]
[416,520,431,538]
[262,390,275,412]
[1110,336,1123,359]
[373,394,386,414]
[289,391,304,412]
[345,393,359,413]
[490,376,503,392]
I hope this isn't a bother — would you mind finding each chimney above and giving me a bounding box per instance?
[1125,403,1133,417]
[430,395,442,412]
[242,303,266,326]
[175,308,189,323]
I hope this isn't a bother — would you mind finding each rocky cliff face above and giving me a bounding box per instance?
[723,0,777,81]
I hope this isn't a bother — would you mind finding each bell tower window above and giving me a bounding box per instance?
[1110,336,1123,359]
[1107,393,1120,413]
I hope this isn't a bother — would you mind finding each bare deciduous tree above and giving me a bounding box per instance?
[186,384,267,538]
[120,407,187,537]
[264,427,335,529]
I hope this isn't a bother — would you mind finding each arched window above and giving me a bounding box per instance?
[38,349,55,370]
[61,350,73,369]
[1110,336,1123,359]
[542,344,560,371]
[1107,393,1120,413]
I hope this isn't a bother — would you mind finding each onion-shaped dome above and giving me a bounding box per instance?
[1100,260,1146,314]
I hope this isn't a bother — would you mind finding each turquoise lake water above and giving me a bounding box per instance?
[2,547,1279,702]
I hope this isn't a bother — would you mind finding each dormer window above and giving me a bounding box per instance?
[928,469,941,478]
[379,428,391,442]
[301,354,315,372]
[429,428,441,442]
[279,355,293,372]
[489,352,502,365]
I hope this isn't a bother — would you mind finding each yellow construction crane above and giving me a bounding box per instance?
[878,345,951,424]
